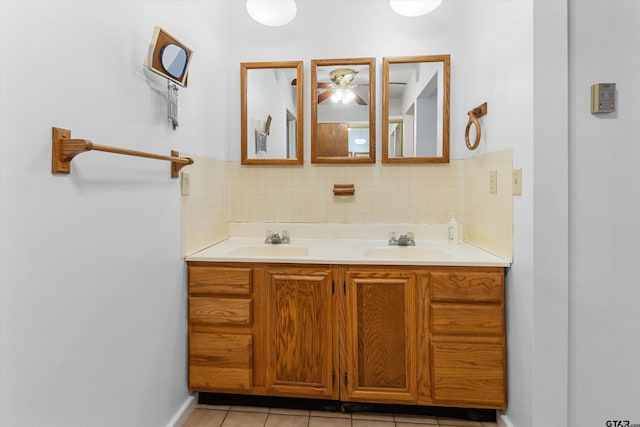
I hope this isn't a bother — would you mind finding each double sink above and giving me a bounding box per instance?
[225,243,453,260]
[187,237,508,267]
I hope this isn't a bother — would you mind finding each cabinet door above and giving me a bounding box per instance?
[265,266,335,398]
[344,271,417,403]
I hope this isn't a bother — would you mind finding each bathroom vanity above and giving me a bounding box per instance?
[185,225,509,410]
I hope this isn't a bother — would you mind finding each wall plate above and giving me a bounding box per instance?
[513,169,522,196]
[489,170,497,194]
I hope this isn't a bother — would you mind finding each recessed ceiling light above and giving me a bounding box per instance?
[246,0,297,27]
[389,0,443,17]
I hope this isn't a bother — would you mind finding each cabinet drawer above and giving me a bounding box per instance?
[431,272,503,302]
[189,332,252,391]
[189,265,252,296]
[190,297,252,326]
[431,303,503,336]
[431,343,505,407]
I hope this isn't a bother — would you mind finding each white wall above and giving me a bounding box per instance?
[0,1,230,426]
[569,1,640,425]
[460,2,537,426]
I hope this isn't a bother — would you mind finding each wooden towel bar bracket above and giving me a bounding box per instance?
[51,127,193,178]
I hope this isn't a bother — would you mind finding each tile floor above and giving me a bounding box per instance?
[183,405,498,427]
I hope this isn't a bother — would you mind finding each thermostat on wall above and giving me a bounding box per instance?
[591,83,616,113]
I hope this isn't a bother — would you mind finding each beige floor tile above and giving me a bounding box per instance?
[229,405,271,413]
[310,410,351,419]
[221,411,268,427]
[351,412,395,421]
[437,418,484,427]
[396,423,439,427]
[270,407,312,416]
[183,409,227,427]
[266,413,310,427]
[393,413,439,424]
[196,404,231,411]
[308,416,353,427]
[352,420,394,427]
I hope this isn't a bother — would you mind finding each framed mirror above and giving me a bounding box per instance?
[241,61,303,165]
[382,55,450,163]
[311,58,376,163]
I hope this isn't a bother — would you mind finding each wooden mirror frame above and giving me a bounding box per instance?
[241,61,304,165]
[382,55,450,163]
[311,58,376,164]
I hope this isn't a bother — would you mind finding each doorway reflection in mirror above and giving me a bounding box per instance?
[382,55,450,163]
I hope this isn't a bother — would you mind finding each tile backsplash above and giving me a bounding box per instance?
[463,149,513,260]
[180,156,230,256]
[229,162,463,224]
[181,149,513,261]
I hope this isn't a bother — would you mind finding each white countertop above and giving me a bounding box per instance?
[185,223,510,267]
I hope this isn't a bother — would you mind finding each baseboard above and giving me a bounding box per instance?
[498,412,516,427]
[166,393,198,427]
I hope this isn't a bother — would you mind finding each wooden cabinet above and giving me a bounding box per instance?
[429,271,506,409]
[187,262,506,410]
[188,265,253,392]
[263,265,336,399]
[344,269,417,403]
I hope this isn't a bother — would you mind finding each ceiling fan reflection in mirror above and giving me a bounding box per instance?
[318,68,368,105]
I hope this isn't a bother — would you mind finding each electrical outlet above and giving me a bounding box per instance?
[513,168,522,196]
[489,170,497,194]
[181,171,191,196]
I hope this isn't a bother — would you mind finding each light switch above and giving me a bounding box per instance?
[489,170,497,194]
[591,83,616,113]
[181,171,191,196]
[513,168,522,196]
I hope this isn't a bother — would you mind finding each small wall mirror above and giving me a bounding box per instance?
[382,55,450,163]
[241,61,303,165]
[145,26,193,87]
[311,58,376,163]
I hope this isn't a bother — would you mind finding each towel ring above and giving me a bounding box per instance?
[464,102,487,151]
[465,115,481,150]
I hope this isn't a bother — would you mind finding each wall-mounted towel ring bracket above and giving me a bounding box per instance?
[51,127,193,178]
[465,102,487,150]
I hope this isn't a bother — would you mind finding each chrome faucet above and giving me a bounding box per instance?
[388,232,415,246]
[265,230,290,244]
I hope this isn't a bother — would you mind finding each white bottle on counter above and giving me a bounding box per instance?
[447,215,460,244]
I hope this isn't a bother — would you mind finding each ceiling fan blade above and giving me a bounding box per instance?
[318,90,334,104]
[317,82,332,88]
[354,94,368,106]
[291,78,297,86]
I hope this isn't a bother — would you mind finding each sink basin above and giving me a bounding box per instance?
[226,245,308,257]
[365,246,454,260]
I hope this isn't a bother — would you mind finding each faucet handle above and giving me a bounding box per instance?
[406,232,416,245]
[388,231,398,246]
[281,230,290,244]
